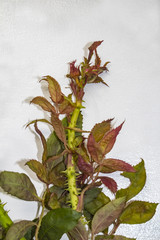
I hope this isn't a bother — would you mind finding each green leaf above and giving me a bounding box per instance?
[24,222,37,240]
[67,220,88,240]
[49,185,65,199]
[95,235,136,240]
[85,192,110,216]
[83,209,93,222]
[0,171,38,201]
[30,96,55,112]
[0,227,3,240]
[47,193,60,210]
[91,119,113,142]
[46,131,64,158]
[48,162,66,187]
[84,187,102,205]
[61,116,68,128]
[92,197,126,235]
[39,208,81,240]
[120,201,158,224]
[42,75,62,103]
[116,160,146,201]
[46,127,66,170]
[25,160,48,183]
[5,220,36,240]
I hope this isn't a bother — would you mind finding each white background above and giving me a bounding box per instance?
[0,0,160,239]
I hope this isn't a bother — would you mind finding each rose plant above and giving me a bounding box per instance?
[0,41,158,240]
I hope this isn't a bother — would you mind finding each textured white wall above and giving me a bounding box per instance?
[0,0,160,239]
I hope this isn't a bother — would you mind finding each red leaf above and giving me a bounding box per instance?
[99,122,124,155]
[69,61,80,78]
[51,113,66,145]
[95,48,101,67]
[77,155,93,175]
[87,133,103,163]
[68,220,88,240]
[99,176,117,193]
[59,98,75,115]
[91,119,113,142]
[92,197,126,234]
[34,121,47,162]
[101,158,135,173]
[42,75,62,103]
[26,119,52,128]
[88,41,103,62]
[30,96,56,113]
[92,76,109,86]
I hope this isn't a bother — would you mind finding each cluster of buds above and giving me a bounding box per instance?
[66,41,109,102]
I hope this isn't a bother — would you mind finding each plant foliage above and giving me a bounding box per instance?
[0,41,158,240]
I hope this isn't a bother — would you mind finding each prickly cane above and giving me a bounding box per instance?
[67,101,82,209]
[0,200,12,230]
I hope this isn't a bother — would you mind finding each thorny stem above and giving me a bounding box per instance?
[67,101,82,210]
[67,154,79,210]
[68,104,81,150]
[0,201,12,230]
[35,191,47,240]
[0,201,26,240]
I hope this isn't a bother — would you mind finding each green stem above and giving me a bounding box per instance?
[68,106,81,150]
[67,154,79,210]
[67,102,81,210]
[35,191,46,240]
